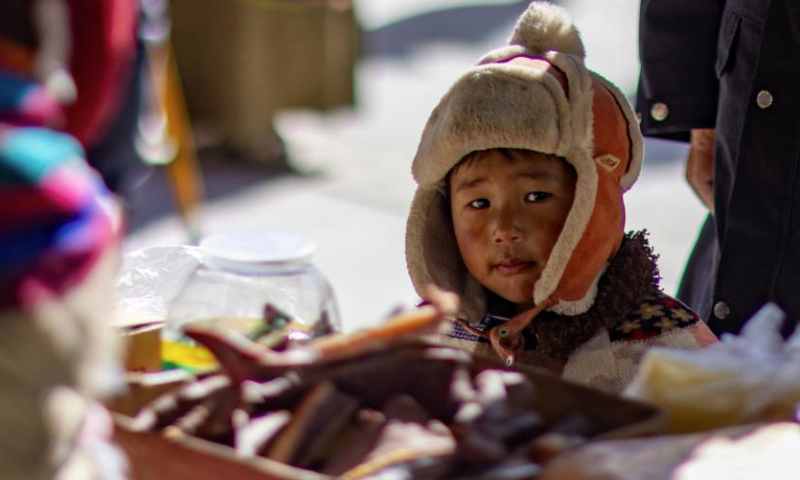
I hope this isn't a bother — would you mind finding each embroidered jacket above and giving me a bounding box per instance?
[441,233,718,394]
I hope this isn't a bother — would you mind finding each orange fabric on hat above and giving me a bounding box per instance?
[549,78,631,303]
[591,80,633,181]
[556,164,625,301]
[494,56,631,305]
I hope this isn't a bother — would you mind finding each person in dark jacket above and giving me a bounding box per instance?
[637,0,800,338]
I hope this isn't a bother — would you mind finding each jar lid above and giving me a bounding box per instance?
[200,229,317,274]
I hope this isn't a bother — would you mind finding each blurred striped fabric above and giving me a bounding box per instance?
[0,124,118,308]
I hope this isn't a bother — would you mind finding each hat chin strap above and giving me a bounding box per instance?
[457,296,557,367]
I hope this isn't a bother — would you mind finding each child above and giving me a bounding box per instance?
[405,1,717,393]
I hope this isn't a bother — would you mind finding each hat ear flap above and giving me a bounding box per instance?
[590,74,644,191]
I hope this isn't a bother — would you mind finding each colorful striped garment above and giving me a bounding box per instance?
[0,122,125,480]
[0,5,130,477]
[0,124,118,308]
[0,70,63,126]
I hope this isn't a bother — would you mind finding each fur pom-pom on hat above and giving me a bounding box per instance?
[509,1,585,58]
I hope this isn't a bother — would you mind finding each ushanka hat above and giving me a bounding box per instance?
[405,1,643,364]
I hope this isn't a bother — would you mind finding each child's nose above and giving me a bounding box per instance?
[492,211,524,243]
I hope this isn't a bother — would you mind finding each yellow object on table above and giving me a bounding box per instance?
[161,338,218,373]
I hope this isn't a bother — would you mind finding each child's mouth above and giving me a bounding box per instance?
[493,259,535,275]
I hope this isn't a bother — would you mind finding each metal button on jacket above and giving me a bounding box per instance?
[650,102,669,121]
[756,90,773,109]
[713,301,731,320]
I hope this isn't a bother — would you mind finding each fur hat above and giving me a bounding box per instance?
[405,2,643,327]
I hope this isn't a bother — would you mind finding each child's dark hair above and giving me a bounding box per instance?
[443,148,573,200]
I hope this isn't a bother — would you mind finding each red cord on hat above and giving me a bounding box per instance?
[457,296,556,367]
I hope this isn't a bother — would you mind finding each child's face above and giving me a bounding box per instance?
[449,150,576,310]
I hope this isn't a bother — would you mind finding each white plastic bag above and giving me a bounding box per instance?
[625,303,800,432]
[113,246,202,327]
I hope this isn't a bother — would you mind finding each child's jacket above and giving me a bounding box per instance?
[444,232,717,393]
[404,2,718,391]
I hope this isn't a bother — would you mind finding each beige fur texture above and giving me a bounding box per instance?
[509,1,585,58]
[412,63,571,186]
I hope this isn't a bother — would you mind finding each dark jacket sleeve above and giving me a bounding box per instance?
[637,0,726,141]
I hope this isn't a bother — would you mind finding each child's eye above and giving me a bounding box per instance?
[525,192,550,202]
[468,198,490,209]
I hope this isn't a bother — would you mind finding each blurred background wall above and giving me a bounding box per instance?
[170,0,358,162]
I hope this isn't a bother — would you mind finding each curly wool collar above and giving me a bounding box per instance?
[488,230,661,363]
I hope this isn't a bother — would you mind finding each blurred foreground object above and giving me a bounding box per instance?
[0,124,126,479]
[539,422,800,480]
[0,0,205,242]
[113,230,341,372]
[0,0,76,109]
[169,0,358,164]
[673,422,800,480]
[112,287,666,480]
[166,229,340,344]
[625,303,800,433]
[0,0,141,173]
[0,72,64,127]
[63,0,138,148]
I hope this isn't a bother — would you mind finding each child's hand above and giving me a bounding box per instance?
[685,128,716,214]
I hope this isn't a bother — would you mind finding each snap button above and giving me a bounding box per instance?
[756,90,773,109]
[713,301,731,320]
[650,102,669,121]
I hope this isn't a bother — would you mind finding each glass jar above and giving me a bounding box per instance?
[165,229,340,345]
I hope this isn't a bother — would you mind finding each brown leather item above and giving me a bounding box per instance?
[117,290,664,480]
[235,410,292,458]
[266,382,360,468]
[318,409,386,476]
[135,374,232,432]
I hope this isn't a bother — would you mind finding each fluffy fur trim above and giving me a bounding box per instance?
[532,52,596,307]
[406,187,487,322]
[412,61,573,186]
[509,2,585,58]
[531,231,661,363]
[533,145,597,307]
